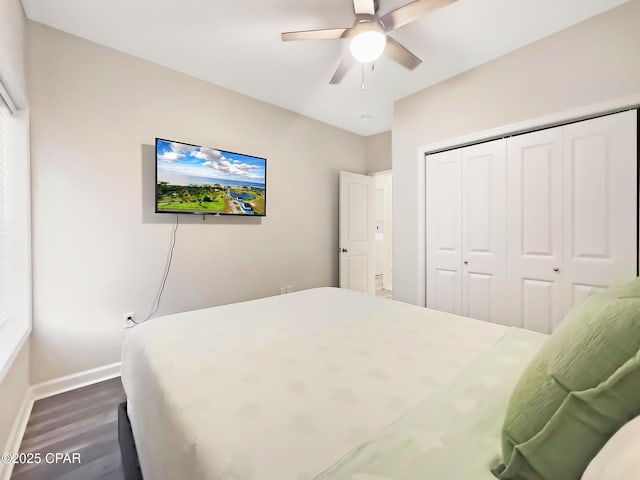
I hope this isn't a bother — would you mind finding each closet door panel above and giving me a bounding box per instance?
[466,272,492,321]
[507,127,563,332]
[426,149,462,315]
[522,279,554,333]
[562,110,637,311]
[571,284,607,308]
[433,269,459,313]
[461,140,507,324]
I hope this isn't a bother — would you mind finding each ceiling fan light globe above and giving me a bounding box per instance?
[350,30,387,63]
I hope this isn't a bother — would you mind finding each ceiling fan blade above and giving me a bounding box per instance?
[352,0,376,15]
[330,54,355,84]
[281,28,351,42]
[384,36,422,70]
[380,0,456,31]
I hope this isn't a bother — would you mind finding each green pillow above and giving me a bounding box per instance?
[492,277,640,480]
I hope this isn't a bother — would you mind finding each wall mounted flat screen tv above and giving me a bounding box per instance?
[155,138,266,216]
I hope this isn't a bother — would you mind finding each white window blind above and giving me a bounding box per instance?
[0,103,8,326]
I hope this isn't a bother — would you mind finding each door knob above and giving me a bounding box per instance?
[553,267,560,272]
[341,248,348,253]
[463,260,468,265]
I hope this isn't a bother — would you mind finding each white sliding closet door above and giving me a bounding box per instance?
[426,110,637,333]
[562,110,638,312]
[426,149,462,315]
[461,140,507,324]
[507,128,564,332]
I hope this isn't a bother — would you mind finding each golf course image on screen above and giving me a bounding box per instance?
[156,139,266,216]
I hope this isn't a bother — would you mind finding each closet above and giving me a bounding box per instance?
[425,110,638,333]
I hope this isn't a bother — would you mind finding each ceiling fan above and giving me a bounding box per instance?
[281,0,456,84]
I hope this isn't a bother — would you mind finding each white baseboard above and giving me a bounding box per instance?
[31,362,121,401]
[0,362,121,480]
[0,390,34,480]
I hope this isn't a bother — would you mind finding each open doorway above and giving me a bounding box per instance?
[372,171,392,299]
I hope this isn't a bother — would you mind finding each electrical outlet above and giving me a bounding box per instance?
[123,312,136,329]
[279,287,286,295]
[286,285,293,293]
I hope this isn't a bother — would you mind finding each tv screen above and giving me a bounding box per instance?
[155,138,266,216]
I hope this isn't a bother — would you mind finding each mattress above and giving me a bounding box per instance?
[121,287,545,480]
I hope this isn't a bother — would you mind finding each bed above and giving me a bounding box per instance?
[120,287,547,480]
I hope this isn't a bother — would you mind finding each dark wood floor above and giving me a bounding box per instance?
[11,377,126,480]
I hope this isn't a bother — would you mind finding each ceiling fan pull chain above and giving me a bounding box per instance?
[361,64,366,91]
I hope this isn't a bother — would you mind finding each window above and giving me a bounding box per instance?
[0,103,7,327]
[0,85,31,374]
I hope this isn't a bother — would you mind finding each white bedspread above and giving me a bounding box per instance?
[121,287,508,480]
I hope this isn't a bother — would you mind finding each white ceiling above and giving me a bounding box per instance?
[22,0,627,136]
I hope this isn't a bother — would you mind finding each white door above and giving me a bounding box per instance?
[461,140,507,324]
[339,171,375,294]
[426,149,462,315]
[562,110,638,312]
[376,173,393,290]
[375,187,385,276]
[507,127,564,333]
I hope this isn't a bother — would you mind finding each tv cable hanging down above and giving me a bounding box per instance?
[136,214,179,324]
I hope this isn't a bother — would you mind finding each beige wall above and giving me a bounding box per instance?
[365,131,392,173]
[27,22,367,383]
[392,0,640,305]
